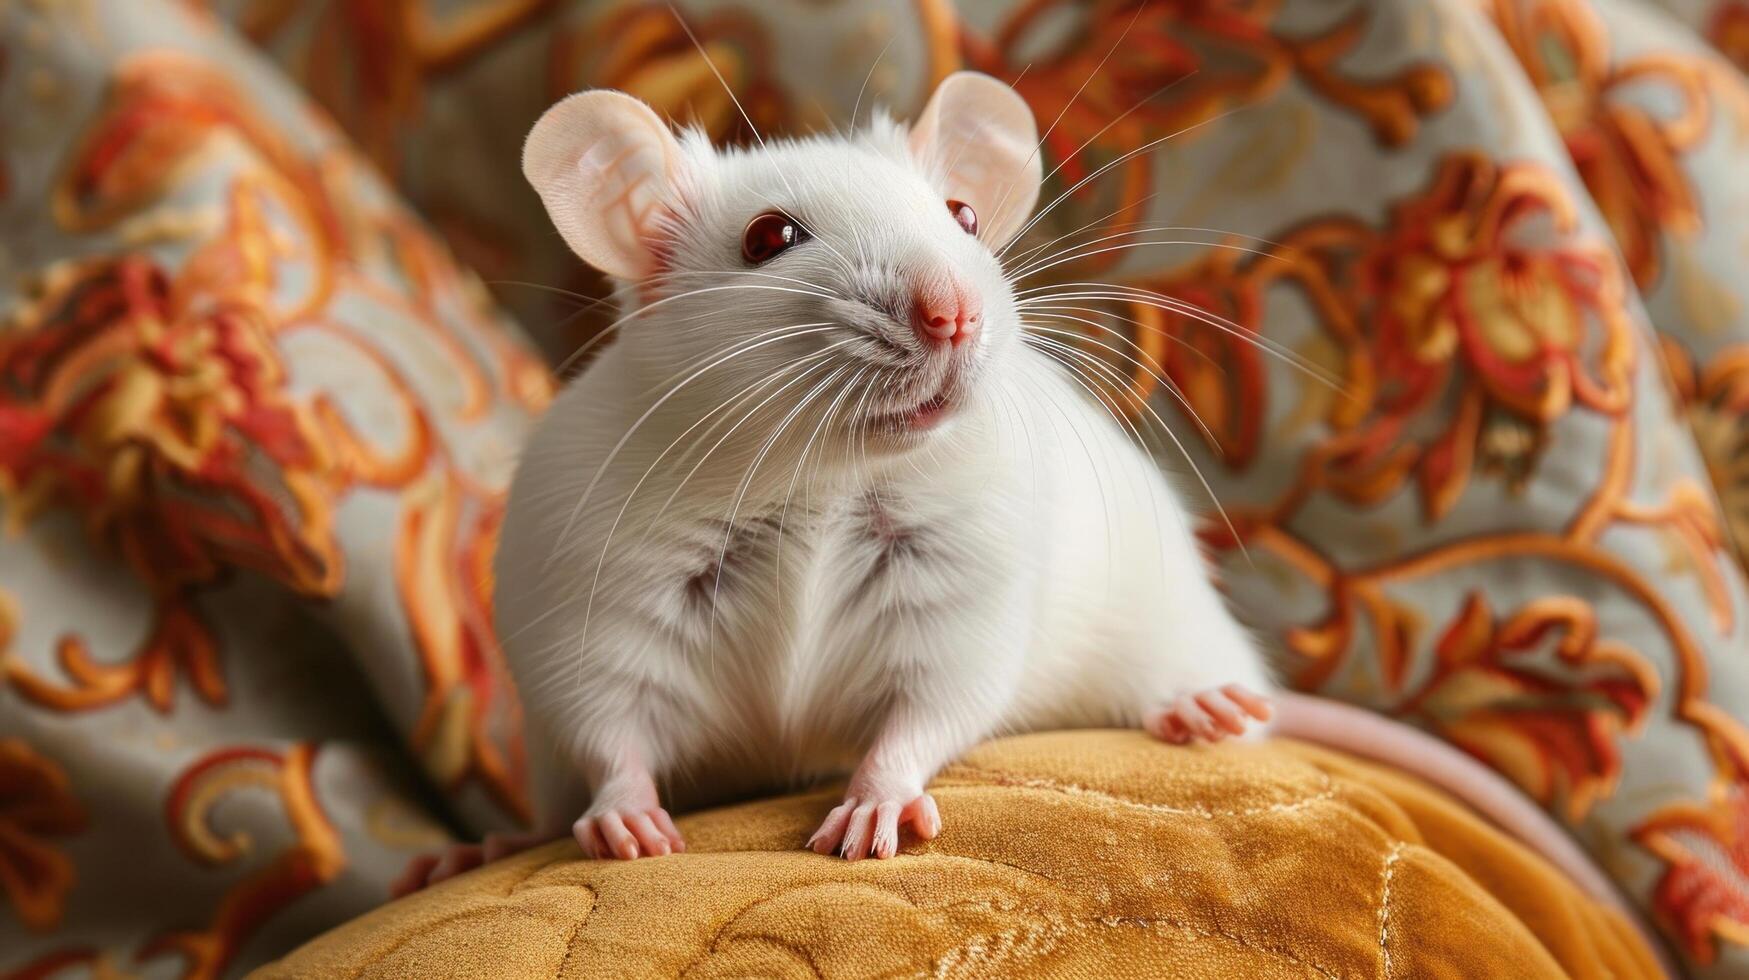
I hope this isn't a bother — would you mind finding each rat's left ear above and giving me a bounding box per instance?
[909,72,1041,250]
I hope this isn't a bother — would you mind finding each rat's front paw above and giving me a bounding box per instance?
[1145,684,1274,744]
[807,790,940,861]
[574,804,686,859]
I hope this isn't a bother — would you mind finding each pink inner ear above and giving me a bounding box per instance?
[522,90,683,281]
[908,72,1042,250]
[583,136,673,279]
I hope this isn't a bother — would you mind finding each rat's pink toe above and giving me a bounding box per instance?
[649,808,687,853]
[575,805,683,860]
[872,801,903,858]
[1222,684,1274,720]
[626,813,668,856]
[810,791,939,859]
[841,803,878,861]
[1196,690,1246,735]
[903,794,941,839]
[1147,685,1275,745]
[1174,694,1218,740]
[808,801,854,854]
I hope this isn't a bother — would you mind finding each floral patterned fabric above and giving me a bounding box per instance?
[0,2,550,976]
[3,0,1749,977]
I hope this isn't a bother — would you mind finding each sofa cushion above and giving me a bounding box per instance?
[256,731,1661,980]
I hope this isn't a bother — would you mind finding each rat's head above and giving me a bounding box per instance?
[523,72,1040,466]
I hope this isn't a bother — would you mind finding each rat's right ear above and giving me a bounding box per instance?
[523,91,683,281]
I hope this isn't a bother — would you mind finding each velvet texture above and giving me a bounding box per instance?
[257,732,1661,979]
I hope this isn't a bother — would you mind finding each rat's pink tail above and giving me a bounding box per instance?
[1271,692,1673,975]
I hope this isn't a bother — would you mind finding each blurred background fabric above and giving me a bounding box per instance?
[2,0,1749,976]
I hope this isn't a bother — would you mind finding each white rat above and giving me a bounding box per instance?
[394,73,1646,944]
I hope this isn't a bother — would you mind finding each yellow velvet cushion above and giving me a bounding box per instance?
[255,732,1660,979]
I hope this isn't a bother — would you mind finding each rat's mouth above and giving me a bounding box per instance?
[866,384,957,435]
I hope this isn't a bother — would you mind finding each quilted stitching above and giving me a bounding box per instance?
[255,732,1658,980]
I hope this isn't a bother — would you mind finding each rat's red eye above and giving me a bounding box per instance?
[948,200,977,236]
[742,211,808,264]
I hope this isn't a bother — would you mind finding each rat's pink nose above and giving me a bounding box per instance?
[912,279,983,347]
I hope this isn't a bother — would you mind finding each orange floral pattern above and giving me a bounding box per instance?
[1708,2,1749,74]
[1484,0,1714,291]
[1108,154,1638,524]
[550,3,792,146]
[0,739,86,934]
[0,250,338,713]
[141,745,344,980]
[1633,784,1749,964]
[1398,594,1657,821]
[396,475,530,825]
[1663,338,1749,574]
[960,0,1453,276]
[5,1,546,973]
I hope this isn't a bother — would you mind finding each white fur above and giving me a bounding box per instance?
[496,117,1267,828]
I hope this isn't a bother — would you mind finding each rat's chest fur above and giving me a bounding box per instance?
[610,466,1032,791]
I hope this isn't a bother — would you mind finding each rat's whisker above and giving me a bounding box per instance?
[1021,335,1177,572]
[1006,222,1294,281]
[1020,284,1342,391]
[555,283,845,377]
[997,65,1207,263]
[640,342,860,542]
[513,328,833,571]
[570,346,855,672]
[547,322,840,566]
[1002,207,1165,273]
[1026,333,1248,565]
[1023,289,1338,395]
[569,354,842,697]
[1025,333,1161,451]
[657,267,843,298]
[850,34,897,129]
[1018,301,1222,373]
[1021,319,1220,451]
[625,352,848,559]
[847,363,885,494]
[486,279,615,307]
[1004,365,1119,587]
[1003,105,1249,252]
[667,3,765,150]
[510,342,840,650]
[776,363,869,586]
[1010,237,1280,283]
[708,363,851,653]
[985,3,1146,243]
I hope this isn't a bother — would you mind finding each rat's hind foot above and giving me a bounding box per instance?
[388,830,552,898]
[1145,684,1274,744]
[807,790,940,861]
